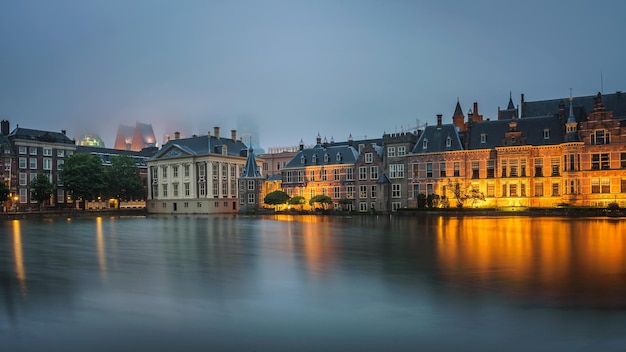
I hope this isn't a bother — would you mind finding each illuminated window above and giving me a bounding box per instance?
[520,159,526,176]
[534,158,543,177]
[471,161,479,179]
[534,182,543,197]
[551,157,560,176]
[346,185,354,198]
[509,184,517,197]
[501,159,507,177]
[486,183,495,197]
[359,185,367,199]
[551,183,560,196]
[591,153,610,170]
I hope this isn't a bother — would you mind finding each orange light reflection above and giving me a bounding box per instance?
[12,220,26,296]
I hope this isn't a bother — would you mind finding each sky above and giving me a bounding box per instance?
[1,0,625,151]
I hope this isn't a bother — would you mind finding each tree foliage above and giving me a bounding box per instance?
[309,195,333,209]
[0,182,9,203]
[31,174,55,208]
[60,153,106,201]
[264,190,290,205]
[447,180,485,208]
[106,155,145,202]
[287,196,306,206]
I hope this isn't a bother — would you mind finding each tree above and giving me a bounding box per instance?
[447,180,485,208]
[106,155,145,207]
[264,190,290,207]
[31,174,55,210]
[0,182,9,211]
[309,195,333,210]
[338,198,353,211]
[60,153,106,207]
[287,196,306,210]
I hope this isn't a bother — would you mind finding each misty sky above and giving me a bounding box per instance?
[1,0,625,150]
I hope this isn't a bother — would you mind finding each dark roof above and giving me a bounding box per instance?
[283,144,359,169]
[377,173,391,184]
[241,149,262,178]
[76,145,155,166]
[521,91,626,120]
[267,174,282,181]
[9,127,75,145]
[412,124,464,154]
[467,116,562,149]
[152,135,248,159]
[453,100,464,117]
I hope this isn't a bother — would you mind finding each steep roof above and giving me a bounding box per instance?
[283,144,359,169]
[241,148,262,178]
[521,91,626,120]
[152,135,248,159]
[9,127,75,145]
[467,115,562,149]
[453,100,464,117]
[412,124,464,154]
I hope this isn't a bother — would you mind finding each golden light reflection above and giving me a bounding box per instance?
[436,217,626,307]
[96,217,108,281]
[12,220,26,296]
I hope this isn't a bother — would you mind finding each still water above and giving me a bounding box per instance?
[1,215,625,351]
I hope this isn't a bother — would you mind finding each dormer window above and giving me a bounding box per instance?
[423,139,428,150]
[312,154,318,163]
[446,136,452,147]
[222,145,228,155]
[543,129,550,140]
[301,155,306,164]
[324,153,329,163]
[480,134,486,144]
[336,152,342,162]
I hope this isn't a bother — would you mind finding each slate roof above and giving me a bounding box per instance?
[241,149,262,178]
[467,115,562,149]
[521,91,626,120]
[283,144,359,169]
[453,100,464,117]
[412,124,464,154]
[152,135,248,159]
[76,145,156,166]
[267,174,282,181]
[9,127,75,145]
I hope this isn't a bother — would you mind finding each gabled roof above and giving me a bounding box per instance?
[377,173,391,184]
[521,91,626,120]
[152,135,248,160]
[241,149,262,178]
[467,115,562,149]
[283,144,359,169]
[9,127,75,145]
[412,124,464,154]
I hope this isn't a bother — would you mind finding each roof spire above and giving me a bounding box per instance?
[507,91,515,110]
[453,99,464,117]
[567,88,576,123]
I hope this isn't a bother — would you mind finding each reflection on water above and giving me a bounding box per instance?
[436,217,626,308]
[1,215,625,351]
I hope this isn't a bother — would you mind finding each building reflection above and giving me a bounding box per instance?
[436,216,626,308]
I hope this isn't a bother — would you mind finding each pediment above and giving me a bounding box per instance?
[153,144,194,159]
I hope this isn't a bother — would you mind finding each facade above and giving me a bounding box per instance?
[238,148,265,212]
[1,120,76,210]
[146,127,250,214]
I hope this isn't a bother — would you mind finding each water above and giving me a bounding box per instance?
[1,215,625,351]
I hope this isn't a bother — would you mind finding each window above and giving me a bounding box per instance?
[480,134,487,144]
[520,159,526,176]
[19,146,27,155]
[487,183,495,197]
[439,162,446,177]
[551,183,560,196]
[222,182,228,196]
[423,139,428,150]
[43,158,52,170]
[321,169,327,181]
[359,185,367,199]
[173,165,179,178]
[346,168,354,180]
[453,162,460,177]
[365,152,373,164]
[162,167,168,178]
[591,129,610,145]
[426,163,433,178]
[162,184,168,197]
[359,167,367,180]
[592,178,610,193]
[387,147,396,158]
[19,172,27,186]
[621,153,626,169]
[30,147,37,155]
[370,166,378,180]
[359,202,368,212]
[19,157,26,169]
[312,155,318,164]
[358,144,365,153]
[184,164,190,177]
[501,159,507,177]
[301,155,306,164]
[309,170,315,181]
[446,137,452,148]
[324,154,329,163]
[397,146,406,157]
[336,153,342,162]
[57,150,64,157]
[371,185,377,198]
[622,179,626,193]
[520,183,526,197]
[591,153,610,170]
[551,157,560,176]
[19,189,27,203]
[66,151,73,156]
[173,183,179,197]
[212,183,218,196]
[510,184,517,197]
[43,148,52,156]
[247,180,255,190]
[543,129,550,139]
[184,183,190,196]
[534,158,543,177]
[248,194,255,204]
[29,158,37,169]
[392,202,401,211]
[389,164,404,178]
[57,189,64,203]
[334,186,340,199]
[392,184,401,198]
[534,182,543,196]
[486,160,495,178]
[298,171,304,182]
[471,161,479,179]
[346,186,354,198]
[199,182,206,196]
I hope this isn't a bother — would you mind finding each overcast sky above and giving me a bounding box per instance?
[1,0,625,150]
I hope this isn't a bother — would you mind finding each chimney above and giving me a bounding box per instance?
[1,120,9,136]
[348,133,353,147]
[473,102,479,117]
[231,129,236,141]
[207,130,211,136]
[299,139,304,151]
[174,131,180,139]
[323,137,328,148]
[214,126,220,139]
[436,114,442,128]
[520,93,525,117]
[62,129,66,135]
[316,133,321,145]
